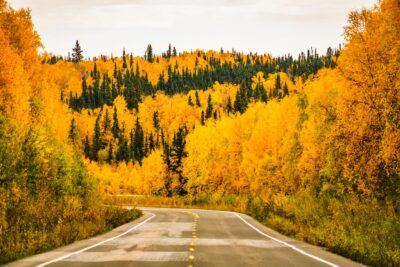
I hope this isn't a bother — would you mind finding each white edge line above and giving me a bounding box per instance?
[36,212,156,267]
[232,212,340,267]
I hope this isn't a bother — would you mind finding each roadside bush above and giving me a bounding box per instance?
[0,123,142,264]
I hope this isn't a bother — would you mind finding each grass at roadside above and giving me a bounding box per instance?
[103,206,142,230]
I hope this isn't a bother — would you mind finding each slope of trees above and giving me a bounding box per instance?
[64,46,336,113]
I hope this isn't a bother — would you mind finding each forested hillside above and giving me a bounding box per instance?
[49,40,338,195]
[1,0,399,266]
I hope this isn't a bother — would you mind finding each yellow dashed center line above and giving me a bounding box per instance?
[186,211,199,267]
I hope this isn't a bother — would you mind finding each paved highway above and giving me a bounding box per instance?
[7,208,365,267]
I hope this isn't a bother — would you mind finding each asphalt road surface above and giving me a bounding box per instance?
[7,208,365,267]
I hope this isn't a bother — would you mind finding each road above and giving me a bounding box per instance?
[7,208,365,267]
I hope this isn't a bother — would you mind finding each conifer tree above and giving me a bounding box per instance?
[153,111,160,131]
[145,44,154,63]
[92,114,103,160]
[205,94,213,119]
[195,91,201,107]
[161,129,165,145]
[149,133,155,151]
[103,108,111,132]
[162,141,172,196]
[254,83,262,100]
[167,44,172,58]
[68,91,74,109]
[134,117,144,165]
[72,40,83,63]
[112,106,120,138]
[283,83,289,97]
[135,62,140,76]
[188,95,194,106]
[68,117,77,143]
[124,84,140,111]
[170,127,188,195]
[122,139,129,163]
[260,86,268,103]
[129,53,133,67]
[275,74,281,90]
[129,129,135,161]
[122,48,127,69]
[234,90,245,114]
[81,77,88,107]
[116,134,129,163]
[84,135,91,159]
[227,96,233,114]
[93,62,98,79]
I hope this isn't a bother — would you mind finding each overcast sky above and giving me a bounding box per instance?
[9,0,376,58]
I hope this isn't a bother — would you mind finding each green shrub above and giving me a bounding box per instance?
[0,123,142,264]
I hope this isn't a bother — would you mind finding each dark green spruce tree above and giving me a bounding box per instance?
[162,141,172,196]
[134,117,144,165]
[145,44,154,63]
[81,77,88,107]
[153,111,160,131]
[112,106,120,138]
[274,74,281,98]
[227,96,233,114]
[148,133,155,151]
[283,83,289,97]
[234,90,244,114]
[68,117,77,143]
[72,40,83,63]
[92,114,103,161]
[84,135,91,159]
[188,95,194,106]
[234,84,248,114]
[205,94,213,119]
[169,127,188,196]
[195,91,201,107]
[167,44,172,58]
[122,48,127,69]
[116,133,129,163]
[103,108,111,132]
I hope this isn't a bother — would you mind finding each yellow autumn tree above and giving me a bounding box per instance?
[332,0,400,198]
